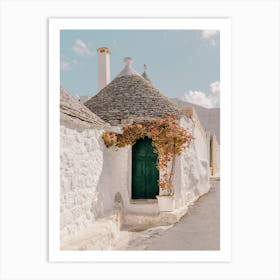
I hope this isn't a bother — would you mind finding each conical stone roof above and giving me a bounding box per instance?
[85,58,181,125]
[60,86,109,129]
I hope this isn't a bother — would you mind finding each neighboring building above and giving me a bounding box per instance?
[170,98,220,143]
[60,86,108,129]
[181,106,220,177]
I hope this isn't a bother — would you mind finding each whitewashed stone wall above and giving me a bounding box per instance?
[60,124,130,242]
[173,116,210,209]
[60,126,106,241]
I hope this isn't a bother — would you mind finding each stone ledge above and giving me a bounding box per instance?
[60,210,121,250]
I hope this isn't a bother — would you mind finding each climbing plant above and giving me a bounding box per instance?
[102,116,194,195]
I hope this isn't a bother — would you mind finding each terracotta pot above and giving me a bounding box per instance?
[156,195,175,212]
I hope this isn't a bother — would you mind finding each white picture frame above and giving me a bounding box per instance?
[49,17,231,262]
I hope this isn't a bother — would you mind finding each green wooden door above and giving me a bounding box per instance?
[132,137,159,199]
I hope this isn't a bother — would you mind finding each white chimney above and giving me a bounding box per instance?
[97,47,111,92]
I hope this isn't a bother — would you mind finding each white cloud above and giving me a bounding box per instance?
[210,80,220,94]
[201,30,219,39]
[181,90,215,108]
[181,81,220,108]
[201,30,219,46]
[72,39,93,56]
[60,56,77,71]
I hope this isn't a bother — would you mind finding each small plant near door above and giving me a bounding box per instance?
[102,116,194,197]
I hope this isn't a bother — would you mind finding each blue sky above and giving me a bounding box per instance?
[60,30,220,108]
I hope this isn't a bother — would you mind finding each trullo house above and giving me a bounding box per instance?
[60,47,211,249]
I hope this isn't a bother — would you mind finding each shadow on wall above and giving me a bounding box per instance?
[95,142,129,218]
[92,139,114,218]
[95,143,120,217]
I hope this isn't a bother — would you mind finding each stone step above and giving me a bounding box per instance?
[123,205,189,228]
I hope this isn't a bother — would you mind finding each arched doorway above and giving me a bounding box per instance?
[132,137,159,199]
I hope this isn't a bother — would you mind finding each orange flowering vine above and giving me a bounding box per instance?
[102,116,194,195]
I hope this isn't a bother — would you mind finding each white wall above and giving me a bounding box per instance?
[60,125,107,241]
[173,116,210,209]
[179,115,209,162]
[96,146,131,214]
[60,124,132,242]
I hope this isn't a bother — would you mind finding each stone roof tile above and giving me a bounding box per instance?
[60,86,109,129]
[84,75,181,125]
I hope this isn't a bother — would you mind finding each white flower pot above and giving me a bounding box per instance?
[156,195,175,212]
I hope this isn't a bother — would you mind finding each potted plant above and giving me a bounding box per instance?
[156,176,176,212]
[156,195,175,212]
